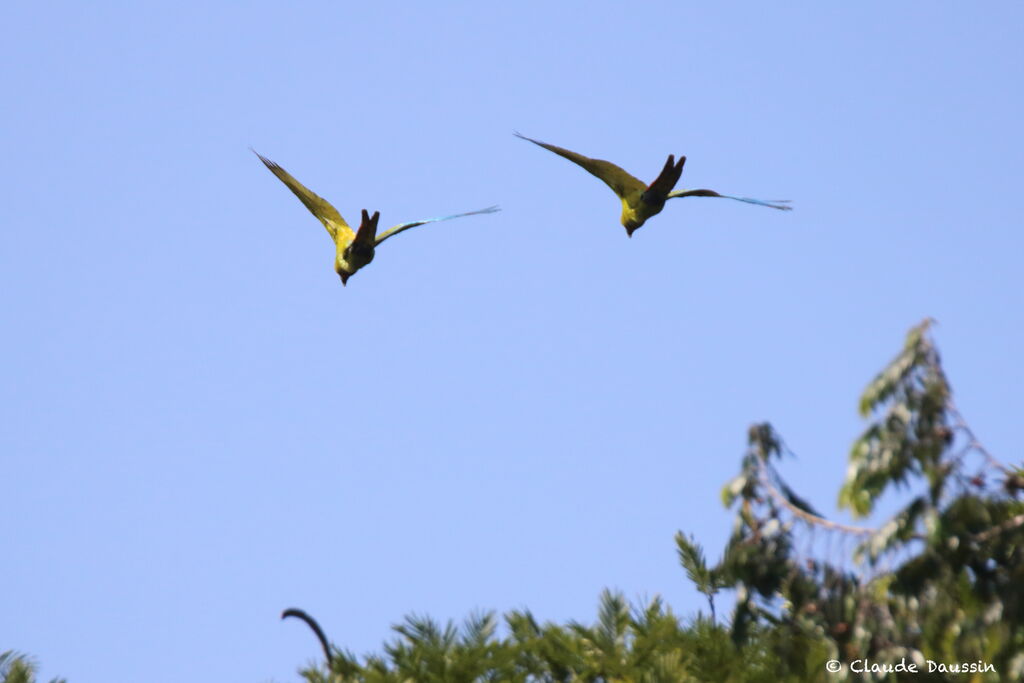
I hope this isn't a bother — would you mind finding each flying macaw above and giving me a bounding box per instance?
[514,133,790,236]
[253,150,499,285]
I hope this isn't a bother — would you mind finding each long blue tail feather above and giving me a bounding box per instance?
[721,195,792,210]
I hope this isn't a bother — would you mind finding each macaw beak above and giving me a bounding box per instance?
[340,273,349,286]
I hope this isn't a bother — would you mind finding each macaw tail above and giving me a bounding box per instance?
[429,205,501,222]
[720,195,793,211]
[668,188,792,210]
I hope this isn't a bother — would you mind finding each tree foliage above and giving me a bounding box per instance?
[0,652,64,683]
[287,594,789,683]
[713,320,1024,680]
[283,320,1022,682]
[12,321,1021,681]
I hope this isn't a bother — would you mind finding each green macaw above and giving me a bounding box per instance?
[514,133,791,236]
[253,150,499,285]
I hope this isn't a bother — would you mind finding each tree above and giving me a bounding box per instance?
[712,320,1024,681]
[0,652,64,683]
[285,320,1023,681]
[282,322,1021,681]
[18,321,1018,680]
[285,595,791,682]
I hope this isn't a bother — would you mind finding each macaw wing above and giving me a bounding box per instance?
[375,205,500,246]
[514,133,646,199]
[252,150,355,241]
[667,188,793,211]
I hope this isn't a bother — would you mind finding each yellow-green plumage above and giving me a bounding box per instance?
[253,150,498,285]
[514,133,790,236]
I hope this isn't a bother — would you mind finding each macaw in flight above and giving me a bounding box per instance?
[253,150,499,285]
[514,133,790,237]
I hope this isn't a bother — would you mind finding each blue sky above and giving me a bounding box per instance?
[2,2,1022,681]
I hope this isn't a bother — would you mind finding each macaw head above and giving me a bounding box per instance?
[623,154,686,236]
[621,204,648,236]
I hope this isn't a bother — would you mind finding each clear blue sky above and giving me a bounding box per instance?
[3,2,1022,681]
